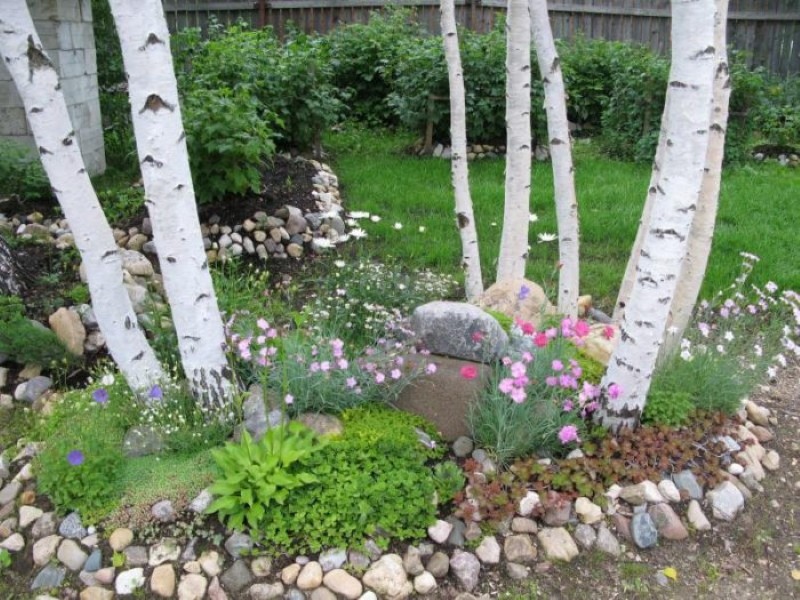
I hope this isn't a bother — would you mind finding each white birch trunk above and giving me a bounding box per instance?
[530,0,579,317]
[661,0,731,360]
[497,0,532,282]
[597,0,717,431]
[0,1,164,392]
[441,0,484,301]
[108,0,234,407]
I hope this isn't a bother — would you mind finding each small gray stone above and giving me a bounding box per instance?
[475,536,501,564]
[248,582,285,600]
[31,512,57,539]
[707,481,745,521]
[503,534,537,563]
[319,547,347,572]
[426,551,450,578]
[0,532,24,551]
[123,545,148,567]
[220,559,253,594]
[31,564,66,590]
[189,488,214,513]
[403,545,424,576]
[672,470,703,500]
[631,512,659,549]
[573,523,597,549]
[84,548,102,572]
[596,525,621,556]
[58,512,86,539]
[687,499,711,531]
[224,532,253,559]
[452,436,474,458]
[0,481,21,506]
[284,589,307,600]
[537,527,579,562]
[348,550,371,570]
[57,538,88,571]
[506,562,530,580]
[149,537,181,566]
[18,376,53,402]
[151,500,176,523]
[427,520,453,544]
[362,554,412,599]
[450,550,480,592]
[446,516,467,547]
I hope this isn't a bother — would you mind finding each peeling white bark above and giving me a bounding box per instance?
[598,0,717,431]
[662,0,731,360]
[530,0,579,317]
[108,0,234,406]
[441,0,484,301]
[0,0,164,392]
[497,0,532,282]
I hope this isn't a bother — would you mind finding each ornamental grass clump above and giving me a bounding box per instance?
[469,314,610,464]
[651,252,800,414]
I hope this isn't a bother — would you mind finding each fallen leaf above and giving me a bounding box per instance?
[663,567,678,581]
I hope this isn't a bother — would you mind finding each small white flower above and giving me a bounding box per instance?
[312,238,334,251]
[491,222,497,227]
[393,222,403,230]
[680,349,693,362]
[101,374,115,386]
[334,260,346,268]
[346,218,357,226]
[723,331,734,341]
[350,228,367,240]
[767,365,777,379]
[529,213,539,223]
[349,211,370,219]
[418,226,426,233]
[370,215,381,223]
[537,232,557,243]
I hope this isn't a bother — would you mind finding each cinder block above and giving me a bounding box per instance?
[58,49,87,79]
[84,48,97,75]
[0,107,29,136]
[0,81,23,107]
[30,0,60,20]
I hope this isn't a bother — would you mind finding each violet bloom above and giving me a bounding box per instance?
[518,285,530,301]
[92,388,109,405]
[67,449,85,466]
[498,378,515,394]
[149,385,163,400]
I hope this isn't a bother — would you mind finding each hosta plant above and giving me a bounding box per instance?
[207,422,326,531]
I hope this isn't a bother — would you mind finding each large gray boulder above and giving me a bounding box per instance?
[411,302,508,363]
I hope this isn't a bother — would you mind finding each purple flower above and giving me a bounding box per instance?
[67,450,85,466]
[92,388,109,405]
[148,385,163,400]
[518,285,530,300]
[558,425,580,445]
[607,383,622,400]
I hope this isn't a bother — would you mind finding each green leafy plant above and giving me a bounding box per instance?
[66,283,90,306]
[207,423,326,531]
[0,548,11,572]
[432,460,466,504]
[0,296,75,368]
[0,139,51,200]
[642,390,694,427]
[111,551,125,568]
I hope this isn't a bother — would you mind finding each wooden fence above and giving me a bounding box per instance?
[162,0,800,76]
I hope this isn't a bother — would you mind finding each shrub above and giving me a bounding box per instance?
[260,406,440,553]
[0,296,74,368]
[641,390,694,427]
[0,140,51,200]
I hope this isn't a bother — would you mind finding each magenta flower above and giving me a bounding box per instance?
[471,330,485,343]
[460,365,478,380]
[533,332,549,348]
[390,369,402,380]
[510,362,526,378]
[602,325,615,340]
[558,425,580,445]
[92,388,109,404]
[562,399,574,412]
[67,449,85,466]
[608,383,622,399]
[545,376,558,387]
[574,320,591,338]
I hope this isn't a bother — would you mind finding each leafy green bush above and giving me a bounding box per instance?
[260,406,440,553]
[750,72,800,149]
[0,140,51,200]
[642,390,694,427]
[0,297,74,368]
[207,423,326,531]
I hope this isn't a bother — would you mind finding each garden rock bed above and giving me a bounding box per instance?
[0,393,790,599]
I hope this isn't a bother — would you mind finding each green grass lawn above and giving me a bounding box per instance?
[326,126,800,311]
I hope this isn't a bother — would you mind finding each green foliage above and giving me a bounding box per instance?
[482,309,513,334]
[750,72,800,148]
[0,296,74,368]
[182,86,275,203]
[574,350,605,384]
[36,431,123,522]
[0,548,10,572]
[66,283,90,306]
[96,187,145,225]
[432,460,466,504]
[260,406,439,553]
[642,390,694,427]
[0,140,51,200]
[207,423,326,531]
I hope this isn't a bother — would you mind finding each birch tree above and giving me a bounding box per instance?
[597,0,717,431]
[661,0,732,359]
[108,0,234,406]
[530,0,579,317]
[440,0,484,301]
[496,0,532,281]
[0,0,165,392]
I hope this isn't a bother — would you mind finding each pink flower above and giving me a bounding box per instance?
[545,328,558,339]
[498,378,515,394]
[257,318,269,330]
[346,377,357,389]
[602,325,615,340]
[266,328,278,339]
[516,319,535,335]
[562,399,574,412]
[284,394,294,405]
[608,383,622,399]
[471,331,485,343]
[425,363,437,375]
[574,320,590,338]
[561,317,574,337]
[533,332,549,348]
[310,362,321,373]
[698,322,711,338]
[551,359,564,372]
[510,362,526,378]
[571,366,582,378]
[558,425,580,444]
[510,387,526,403]
[460,365,478,380]
[521,351,533,363]
[545,376,558,387]
[375,372,386,384]
[391,369,402,380]
[331,338,345,358]
[320,361,331,372]
[502,356,513,366]
[337,358,349,369]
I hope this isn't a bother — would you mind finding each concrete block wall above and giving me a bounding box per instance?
[0,0,106,175]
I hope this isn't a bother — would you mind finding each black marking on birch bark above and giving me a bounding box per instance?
[142,33,164,49]
[569,166,575,174]
[669,80,688,88]
[55,83,61,91]
[550,138,564,145]
[78,168,85,174]
[634,320,655,328]
[62,135,73,146]
[638,276,657,288]
[201,260,209,270]
[133,351,144,361]
[692,46,715,59]
[139,94,174,114]
[178,131,186,142]
[38,146,52,155]
[196,293,210,303]
[183,335,201,342]
[656,184,665,195]
[659,296,671,304]
[519,144,530,151]
[677,204,696,213]
[166,256,176,263]
[542,77,551,85]
[457,213,470,229]
[30,107,43,114]
[101,249,117,259]
[174,183,185,191]
[716,62,729,77]
[696,129,708,136]
[652,228,685,241]
[446,32,456,38]
[142,155,163,168]
[649,185,657,195]
[26,36,54,81]
[550,57,560,73]
[522,65,530,72]
[710,123,725,133]
[666,139,674,147]
[125,316,133,329]
[723,78,731,90]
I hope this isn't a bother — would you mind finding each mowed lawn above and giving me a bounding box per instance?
[326,127,800,311]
